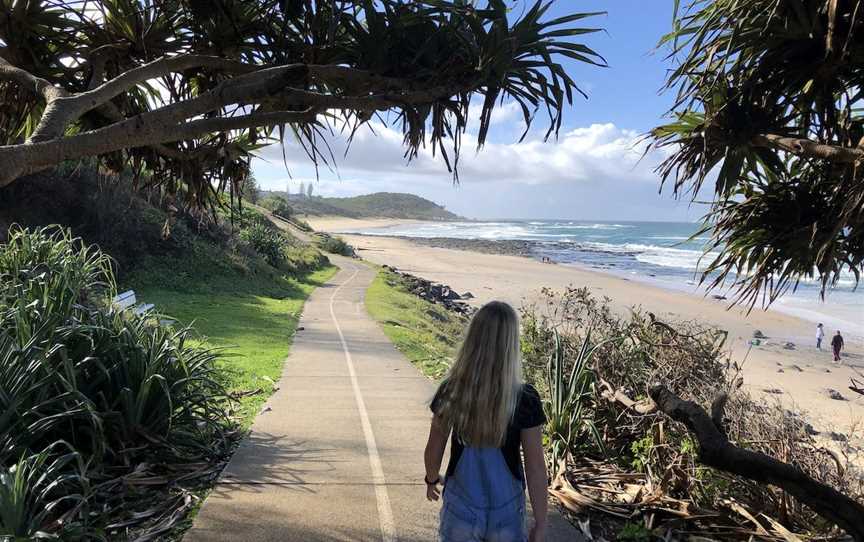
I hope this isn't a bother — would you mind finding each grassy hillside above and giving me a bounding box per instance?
[261,191,461,220]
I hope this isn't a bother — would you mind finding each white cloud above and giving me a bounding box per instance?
[251,112,696,220]
[257,119,656,186]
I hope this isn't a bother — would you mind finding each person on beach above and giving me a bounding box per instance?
[832,331,844,363]
[816,323,825,350]
[424,301,547,542]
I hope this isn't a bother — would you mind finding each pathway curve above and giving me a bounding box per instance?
[187,256,582,541]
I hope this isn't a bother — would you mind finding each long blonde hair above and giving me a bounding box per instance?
[434,301,523,447]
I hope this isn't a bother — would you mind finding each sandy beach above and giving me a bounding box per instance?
[310,216,864,443]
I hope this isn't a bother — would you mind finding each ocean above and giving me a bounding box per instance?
[335,220,864,337]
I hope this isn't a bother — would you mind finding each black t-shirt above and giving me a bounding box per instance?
[430,383,546,482]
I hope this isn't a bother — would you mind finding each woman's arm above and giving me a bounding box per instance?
[521,425,548,541]
[424,415,449,501]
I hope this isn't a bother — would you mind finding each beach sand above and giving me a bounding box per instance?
[310,217,864,444]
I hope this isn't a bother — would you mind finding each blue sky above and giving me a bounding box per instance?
[252,1,707,221]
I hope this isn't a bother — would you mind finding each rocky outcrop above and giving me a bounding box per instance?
[382,265,476,316]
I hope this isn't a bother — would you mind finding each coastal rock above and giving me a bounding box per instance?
[753,330,767,339]
[462,292,474,299]
[788,365,803,372]
[829,431,848,442]
[783,342,796,350]
[390,268,477,317]
[825,389,847,401]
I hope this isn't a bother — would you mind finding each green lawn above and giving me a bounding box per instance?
[135,265,337,428]
[365,267,467,380]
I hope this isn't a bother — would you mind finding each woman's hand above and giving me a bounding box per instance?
[424,415,448,502]
[425,476,442,501]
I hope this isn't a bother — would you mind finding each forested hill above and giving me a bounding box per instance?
[261,191,461,220]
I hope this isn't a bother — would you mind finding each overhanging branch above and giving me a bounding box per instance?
[0,108,317,185]
[752,134,864,163]
[0,57,68,102]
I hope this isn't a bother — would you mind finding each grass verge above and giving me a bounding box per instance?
[365,267,466,380]
[122,227,336,538]
[134,265,336,427]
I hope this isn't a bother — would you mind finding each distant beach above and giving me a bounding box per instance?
[310,216,864,449]
[329,218,864,338]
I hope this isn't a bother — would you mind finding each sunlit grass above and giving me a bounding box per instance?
[365,268,466,380]
[136,266,337,428]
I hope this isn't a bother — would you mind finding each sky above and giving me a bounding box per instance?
[251,1,706,221]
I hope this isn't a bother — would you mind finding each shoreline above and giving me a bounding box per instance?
[308,216,864,443]
[312,216,863,338]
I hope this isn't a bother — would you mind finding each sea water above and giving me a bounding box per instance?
[336,220,864,337]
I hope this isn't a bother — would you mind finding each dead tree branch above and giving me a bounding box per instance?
[649,384,864,541]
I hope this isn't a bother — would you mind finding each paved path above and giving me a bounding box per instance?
[187,256,581,541]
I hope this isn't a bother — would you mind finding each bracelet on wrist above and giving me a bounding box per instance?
[424,474,440,485]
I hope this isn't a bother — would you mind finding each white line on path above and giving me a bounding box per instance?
[329,263,397,542]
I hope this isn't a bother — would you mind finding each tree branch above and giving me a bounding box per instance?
[649,384,864,541]
[752,134,864,163]
[78,55,259,113]
[0,57,68,102]
[0,52,474,185]
[29,55,267,142]
[0,108,317,185]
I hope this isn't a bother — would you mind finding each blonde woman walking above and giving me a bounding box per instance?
[423,301,548,542]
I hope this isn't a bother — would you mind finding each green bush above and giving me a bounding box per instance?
[284,243,330,274]
[290,217,313,232]
[260,195,293,219]
[315,234,352,256]
[240,221,286,266]
[0,227,232,539]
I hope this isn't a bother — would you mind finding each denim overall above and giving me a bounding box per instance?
[439,445,527,542]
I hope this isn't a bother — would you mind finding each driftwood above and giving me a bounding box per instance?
[598,379,658,414]
[649,384,864,541]
[850,368,864,397]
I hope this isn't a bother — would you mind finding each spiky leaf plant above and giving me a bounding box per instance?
[544,329,606,477]
[0,227,233,538]
[651,0,864,307]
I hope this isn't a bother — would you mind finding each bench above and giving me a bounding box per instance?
[112,290,156,317]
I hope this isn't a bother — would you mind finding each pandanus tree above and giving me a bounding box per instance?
[651,3,864,537]
[651,0,864,307]
[0,0,605,211]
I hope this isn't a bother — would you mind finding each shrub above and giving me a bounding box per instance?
[240,221,286,267]
[315,233,352,256]
[260,195,293,219]
[283,243,330,274]
[0,227,233,539]
[290,217,313,232]
[521,287,863,537]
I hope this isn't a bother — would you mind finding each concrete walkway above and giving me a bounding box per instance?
[186,256,581,541]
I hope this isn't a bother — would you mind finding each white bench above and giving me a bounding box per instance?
[112,290,156,317]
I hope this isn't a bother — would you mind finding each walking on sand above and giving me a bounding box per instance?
[832,330,845,363]
[816,323,825,350]
[424,301,547,542]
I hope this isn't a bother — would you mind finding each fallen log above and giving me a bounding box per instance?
[648,384,864,541]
